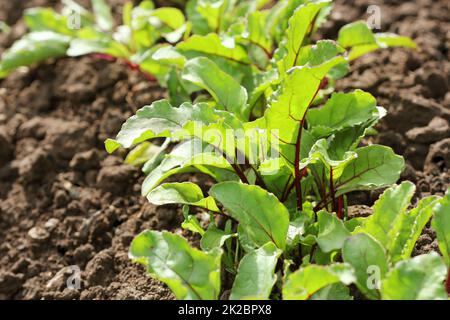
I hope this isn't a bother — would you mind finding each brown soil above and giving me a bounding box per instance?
[0,0,448,300]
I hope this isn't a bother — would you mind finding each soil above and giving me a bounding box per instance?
[0,0,448,300]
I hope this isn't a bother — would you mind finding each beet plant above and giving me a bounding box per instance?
[104,1,450,300]
[3,0,446,300]
[1,0,414,106]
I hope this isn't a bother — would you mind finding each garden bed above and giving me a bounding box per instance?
[0,0,448,299]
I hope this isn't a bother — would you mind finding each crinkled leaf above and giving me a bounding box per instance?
[342,233,388,300]
[209,182,289,250]
[230,242,282,300]
[130,230,222,300]
[381,253,447,300]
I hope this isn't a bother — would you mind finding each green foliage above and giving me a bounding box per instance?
[381,253,447,300]
[283,263,356,300]
[102,0,445,301]
[130,230,222,300]
[6,0,444,301]
[432,189,450,266]
[342,233,388,299]
[230,242,282,300]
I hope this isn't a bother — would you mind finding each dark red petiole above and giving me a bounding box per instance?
[92,53,116,62]
[91,53,157,82]
[337,196,344,220]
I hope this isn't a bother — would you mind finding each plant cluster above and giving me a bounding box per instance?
[2,0,448,300]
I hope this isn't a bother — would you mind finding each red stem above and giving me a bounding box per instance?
[231,163,249,184]
[294,117,306,211]
[337,196,344,220]
[329,166,336,213]
[91,53,157,82]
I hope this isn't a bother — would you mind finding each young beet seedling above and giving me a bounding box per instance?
[105,1,449,300]
[0,0,190,81]
[1,0,415,108]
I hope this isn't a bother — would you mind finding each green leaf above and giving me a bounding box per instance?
[335,145,405,196]
[125,141,167,167]
[151,7,185,31]
[105,99,240,152]
[139,139,237,197]
[265,57,346,145]
[381,253,447,300]
[130,230,222,300]
[283,263,355,300]
[356,181,415,248]
[316,211,351,253]
[294,40,348,79]
[67,26,130,58]
[182,219,205,236]
[299,139,357,181]
[388,196,438,263]
[181,205,205,236]
[342,233,388,300]
[181,57,249,120]
[147,182,220,212]
[200,224,234,251]
[338,21,416,60]
[337,21,376,48]
[24,8,75,36]
[0,31,70,78]
[177,33,250,64]
[186,0,224,34]
[277,0,332,73]
[92,0,114,31]
[209,182,289,250]
[230,242,282,300]
[348,33,417,61]
[432,189,450,266]
[376,33,416,49]
[295,39,345,67]
[307,90,378,137]
[152,46,186,68]
[246,10,273,53]
[310,283,353,300]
